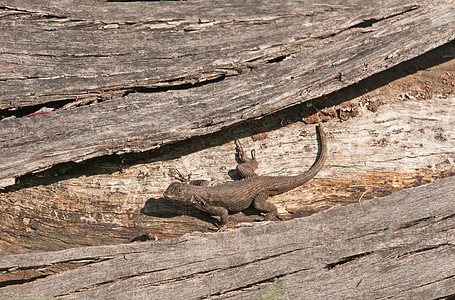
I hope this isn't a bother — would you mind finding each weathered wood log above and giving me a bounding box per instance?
[0,0,441,108]
[0,176,454,299]
[1,0,454,188]
[1,0,455,255]
[1,45,454,254]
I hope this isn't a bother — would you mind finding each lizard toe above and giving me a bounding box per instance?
[216,225,228,232]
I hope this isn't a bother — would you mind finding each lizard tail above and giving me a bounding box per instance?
[265,124,327,196]
[309,124,327,175]
[293,124,327,186]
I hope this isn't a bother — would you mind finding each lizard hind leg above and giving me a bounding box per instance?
[235,139,259,179]
[252,192,280,221]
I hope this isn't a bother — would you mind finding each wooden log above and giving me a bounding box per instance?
[0,176,454,299]
[1,43,455,254]
[0,0,440,108]
[1,0,455,188]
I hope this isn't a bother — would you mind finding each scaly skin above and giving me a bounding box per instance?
[164,125,327,230]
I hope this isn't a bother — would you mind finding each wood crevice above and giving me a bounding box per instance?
[347,4,420,30]
[325,251,374,270]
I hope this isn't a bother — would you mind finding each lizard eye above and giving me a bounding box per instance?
[175,186,184,194]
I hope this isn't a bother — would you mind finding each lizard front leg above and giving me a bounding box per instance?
[191,195,230,231]
[203,205,230,231]
[252,191,281,221]
[235,139,258,179]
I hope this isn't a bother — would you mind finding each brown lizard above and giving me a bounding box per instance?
[164,124,327,231]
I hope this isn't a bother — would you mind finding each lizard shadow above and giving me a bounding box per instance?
[227,169,243,181]
[141,195,271,228]
[140,196,222,226]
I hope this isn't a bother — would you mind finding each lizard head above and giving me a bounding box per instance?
[163,182,194,205]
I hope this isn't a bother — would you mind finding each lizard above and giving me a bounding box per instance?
[164,124,327,231]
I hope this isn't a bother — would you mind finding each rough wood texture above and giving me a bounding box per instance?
[1,2,454,297]
[0,0,437,108]
[1,43,455,255]
[0,176,454,299]
[1,0,454,188]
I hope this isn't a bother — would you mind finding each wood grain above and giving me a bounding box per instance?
[1,46,454,255]
[1,176,454,299]
[1,0,454,188]
[1,2,454,296]
[0,0,430,108]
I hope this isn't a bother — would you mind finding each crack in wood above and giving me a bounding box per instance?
[56,261,223,297]
[0,5,67,20]
[1,256,115,273]
[1,64,243,120]
[402,273,455,297]
[0,257,114,288]
[207,269,304,299]
[324,251,374,270]
[346,227,389,241]
[395,243,451,259]
[0,273,49,289]
[56,246,311,297]
[1,99,71,115]
[397,216,435,230]
[348,5,420,29]
[436,213,455,223]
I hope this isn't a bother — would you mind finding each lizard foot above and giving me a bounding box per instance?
[130,233,159,242]
[254,216,270,223]
[207,224,228,232]
[169,168,192,183]
[255,214,283,222]
[235,139,256,161]
[216,225,228,232]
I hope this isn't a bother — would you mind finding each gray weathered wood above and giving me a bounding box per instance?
[0,0,434,108]
[1,0,454,188]
[0,176,454,299]
[1,91,454,254]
